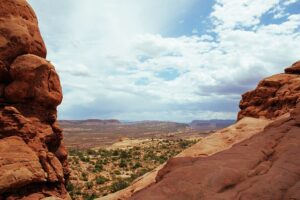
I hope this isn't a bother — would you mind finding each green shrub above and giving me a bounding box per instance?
[120,150,130,158]
[81,172,88,181]
[87,149,97,155]
[132,162,142,169]
[110,179,129,192]
[66,181,74,192]
[93,163,103,172]
[119,159,127,168]
[83,193,98,200]
[113,149,119,156]
[114,170,121,175]
[85,181,93,189]
[96,176,108,185]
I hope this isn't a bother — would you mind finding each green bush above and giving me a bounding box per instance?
[81,172,88,181]
[120,150,130,158]
[119,159,127,168]
[96,176,108,184]
[133,162,142,169]
[66,181,74,192]
[113,149,119,156]
[114,170,121,175]
[85,181,93,189]
[93,163,103,172]
[83,193,98,200]
[110,179,129,192]
[87,149,97,155]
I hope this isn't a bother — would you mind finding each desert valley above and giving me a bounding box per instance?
[0,0,299,200]
[61,119,234,199]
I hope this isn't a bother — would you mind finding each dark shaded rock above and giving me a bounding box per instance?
[285,61,300,74]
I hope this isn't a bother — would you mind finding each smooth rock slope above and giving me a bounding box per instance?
[0,0,69,199]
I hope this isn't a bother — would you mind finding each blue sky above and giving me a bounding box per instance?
[28,0,300,122]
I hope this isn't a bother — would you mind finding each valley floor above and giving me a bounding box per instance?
[67,137,200,199]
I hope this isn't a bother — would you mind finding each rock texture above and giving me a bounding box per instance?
[0,0,69,199]
[129,99,300,200]
[238,62,300,120]
[127,64,300,200]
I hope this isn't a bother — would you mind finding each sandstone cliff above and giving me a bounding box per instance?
[0,0,69,199]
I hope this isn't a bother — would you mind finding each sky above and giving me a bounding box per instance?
[28,0,300,122]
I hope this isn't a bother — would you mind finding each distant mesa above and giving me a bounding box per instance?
[59,119,121,126]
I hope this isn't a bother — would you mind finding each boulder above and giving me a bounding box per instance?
[5,54,62,107]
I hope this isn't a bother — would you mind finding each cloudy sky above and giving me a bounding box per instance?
[28,0,300,122]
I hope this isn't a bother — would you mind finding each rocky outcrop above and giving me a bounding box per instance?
[238,62,300,120]
[125,63,300,200]
[0,0,69,199]
[285,61,300,74]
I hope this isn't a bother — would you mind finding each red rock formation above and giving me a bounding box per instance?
[128,63,300,200]
[0,0,69,199]
[238,62,300,120]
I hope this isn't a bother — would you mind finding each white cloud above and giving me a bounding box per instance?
[211,0,280,29]
[28,0,300,121]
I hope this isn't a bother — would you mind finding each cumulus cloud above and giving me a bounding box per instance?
[28,0,300,122]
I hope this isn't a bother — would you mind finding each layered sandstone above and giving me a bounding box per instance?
[238,61,300,120]
[0,0,69,199]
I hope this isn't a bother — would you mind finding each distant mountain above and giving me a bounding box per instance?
[59,119,121,126]
[122,120,188,126]
[189,119,235,131]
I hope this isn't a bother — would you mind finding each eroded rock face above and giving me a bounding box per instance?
[5,54,62,106]
[0,0,69,199]
[238,62,300,120]
[0,136,46,193]
[0,0,46,66]
[129,103,300,200]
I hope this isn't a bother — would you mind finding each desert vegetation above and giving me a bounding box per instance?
[67,138,199,199]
